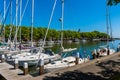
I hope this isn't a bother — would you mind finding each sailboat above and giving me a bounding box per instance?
[0,0,9,51]
[58,2,77,53]
[1,0,30,54]
[99,0,115,57]
[7,0,60,66]
[45,0,89,70]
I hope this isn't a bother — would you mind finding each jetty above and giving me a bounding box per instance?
[0,52,120,80]
[0,62,33,80]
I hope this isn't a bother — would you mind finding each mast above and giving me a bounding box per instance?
[108,4,114,48]
[20,0,22,50]
[36,0,57,67]
[61,0,64,48]
[31,0,34,48]
[10,0,12,50]
[15,0,18,50]
[108,7,112,39]
[4,0,6,43]
[106,0,109,47]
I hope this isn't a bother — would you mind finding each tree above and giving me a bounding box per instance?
[3,25,109,42]
[108,0,120,6]
[21,26,30,41]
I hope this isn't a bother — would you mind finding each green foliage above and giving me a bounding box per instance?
[21,26,30,41]
[4,25,109,42]
[108,0,120,6]
[81,31,109,40]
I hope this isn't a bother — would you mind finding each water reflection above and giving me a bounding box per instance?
[49,40,120,59]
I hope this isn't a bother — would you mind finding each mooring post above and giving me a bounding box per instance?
[1,54,5,63]
[39,58,44,75]
[75,52,79,65]
[14,59,19,69]
[23,62,28,75]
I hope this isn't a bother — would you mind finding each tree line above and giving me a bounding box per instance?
[1,25,109,42]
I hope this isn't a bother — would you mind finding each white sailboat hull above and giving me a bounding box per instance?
[100,49,115,57]
[45,56,89,71]
[7,53,60,66]
[63,48,77,53]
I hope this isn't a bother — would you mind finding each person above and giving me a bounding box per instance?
[107,48,110,55]
[92,51,96,59]
[96,51,99,58]
[96,48,100,58]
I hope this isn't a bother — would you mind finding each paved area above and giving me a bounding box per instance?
[0,52,120,80]
[40,52,120,80]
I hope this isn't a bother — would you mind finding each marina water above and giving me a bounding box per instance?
[28,39,120,74]
[50,40,120,59]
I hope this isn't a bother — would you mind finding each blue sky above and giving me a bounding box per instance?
[0,0,120,38]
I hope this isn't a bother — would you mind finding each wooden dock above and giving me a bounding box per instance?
[0,62,33,80]
[0,52,120,80]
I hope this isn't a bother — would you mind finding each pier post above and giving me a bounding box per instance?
[1,54,5,63]
[39,58,44,75]
[14,59,19,69]
[75,52,79,65]
[23,62,28,75]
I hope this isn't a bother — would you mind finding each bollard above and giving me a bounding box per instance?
[39,58,44,75]
[23,62,28,75]
[1,54,5,63]
[14,59,19,69]
[75,52,79,65]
